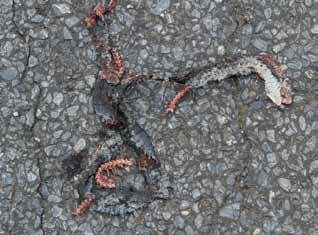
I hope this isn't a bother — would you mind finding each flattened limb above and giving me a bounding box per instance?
[166,85,191,113]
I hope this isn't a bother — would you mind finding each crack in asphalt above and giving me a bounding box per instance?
[11,0,25,40]
[36,155,46,235]
[20,46,31,81]
[23,82,46,235]
[12,0,32,81]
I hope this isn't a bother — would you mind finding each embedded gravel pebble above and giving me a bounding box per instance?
[1,0,318,234]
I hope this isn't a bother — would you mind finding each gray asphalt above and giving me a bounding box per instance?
[1,0,318,234]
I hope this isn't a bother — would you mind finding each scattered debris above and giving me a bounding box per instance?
[72,193,95,216]
[167,55,293,112]
[83,175,94,196]
[166,85,190,113]
[95,158,133,189]
[94,3,106,20]
[85,3,106,28]
[129,123,157,161]
[91,190,152,216]
[137,154,156,169]
[99,61,117,83]
[85,15,97,28]
[92,79,125,128]
[85,0,118,28]
[280,79,293,105]
[258,54,284,78]
[74,1,294,218]
[110,48,125,80]
[98,49,125,84]
[107,0,117,12]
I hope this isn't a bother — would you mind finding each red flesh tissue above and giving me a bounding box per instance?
[110,48,125,80]
[85,3,106,28]
[138,155,156,169]
[85,15,97,28]
[258,54,284,78]
[166,85,191,113]
[98,49,124,83]
[280,79,293,105]
[95,159,133,188]
[72,193,95,216]
[107,0,117,12]
[103,119,124,128]
[94,3,105,19]
[98,63,119,82]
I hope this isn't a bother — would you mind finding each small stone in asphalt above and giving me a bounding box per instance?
[162,211,172,220]
[185,225,194,235]
[192,189,201,200]
[175,215,185,229]
[311,25,318,34]
[0,67,18,80]
[63,27,73,40]
[52,3,71,16]
[219,203,240,219]
[278,178,292,192]
[252,38,268,51]
[148,0,171,15]
[74,138,86,153]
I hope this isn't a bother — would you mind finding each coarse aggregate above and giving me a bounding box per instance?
[1,0,318,234]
